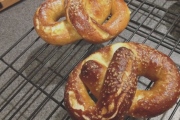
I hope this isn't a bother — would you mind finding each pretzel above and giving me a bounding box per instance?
[66,0,130,43]
[33,0,130,45]
[64,42,180,119]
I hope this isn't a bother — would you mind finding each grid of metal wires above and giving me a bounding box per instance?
[0,0,180,119]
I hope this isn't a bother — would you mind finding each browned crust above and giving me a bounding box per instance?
[33,0,81,45]
[34,0,130,45]
[66,0,130,43]
[65,46,137,120]
[64,42,180,119]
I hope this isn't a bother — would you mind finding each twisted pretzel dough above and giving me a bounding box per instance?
[66,0,130,43]
[64,42,180,119]
[33,0,130,45]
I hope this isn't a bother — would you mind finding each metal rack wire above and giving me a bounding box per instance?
[0,0,180,120]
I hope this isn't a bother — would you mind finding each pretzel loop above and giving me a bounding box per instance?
[65,47,137,120]
[64,42,180,119]
[66,0,130,43]
[34,0,130,45]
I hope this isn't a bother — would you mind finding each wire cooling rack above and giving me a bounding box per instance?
[0,0,180,120]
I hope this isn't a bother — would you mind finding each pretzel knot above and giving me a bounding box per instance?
[64,42,180,120]
[34,0,130,45]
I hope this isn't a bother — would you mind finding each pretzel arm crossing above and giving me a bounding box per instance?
[65,47,137,120]
[34,0,130,45]
[64,42,180,119]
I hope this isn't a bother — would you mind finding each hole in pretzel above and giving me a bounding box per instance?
[88,91,98,102]
[138,76,154,90]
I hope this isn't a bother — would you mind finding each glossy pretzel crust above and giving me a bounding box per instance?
[64,42,180,119]
[33,0,130,45]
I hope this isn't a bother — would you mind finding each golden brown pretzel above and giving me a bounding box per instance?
[64,42,180,119]
[66,0,130,43]
[33,0,130,45]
